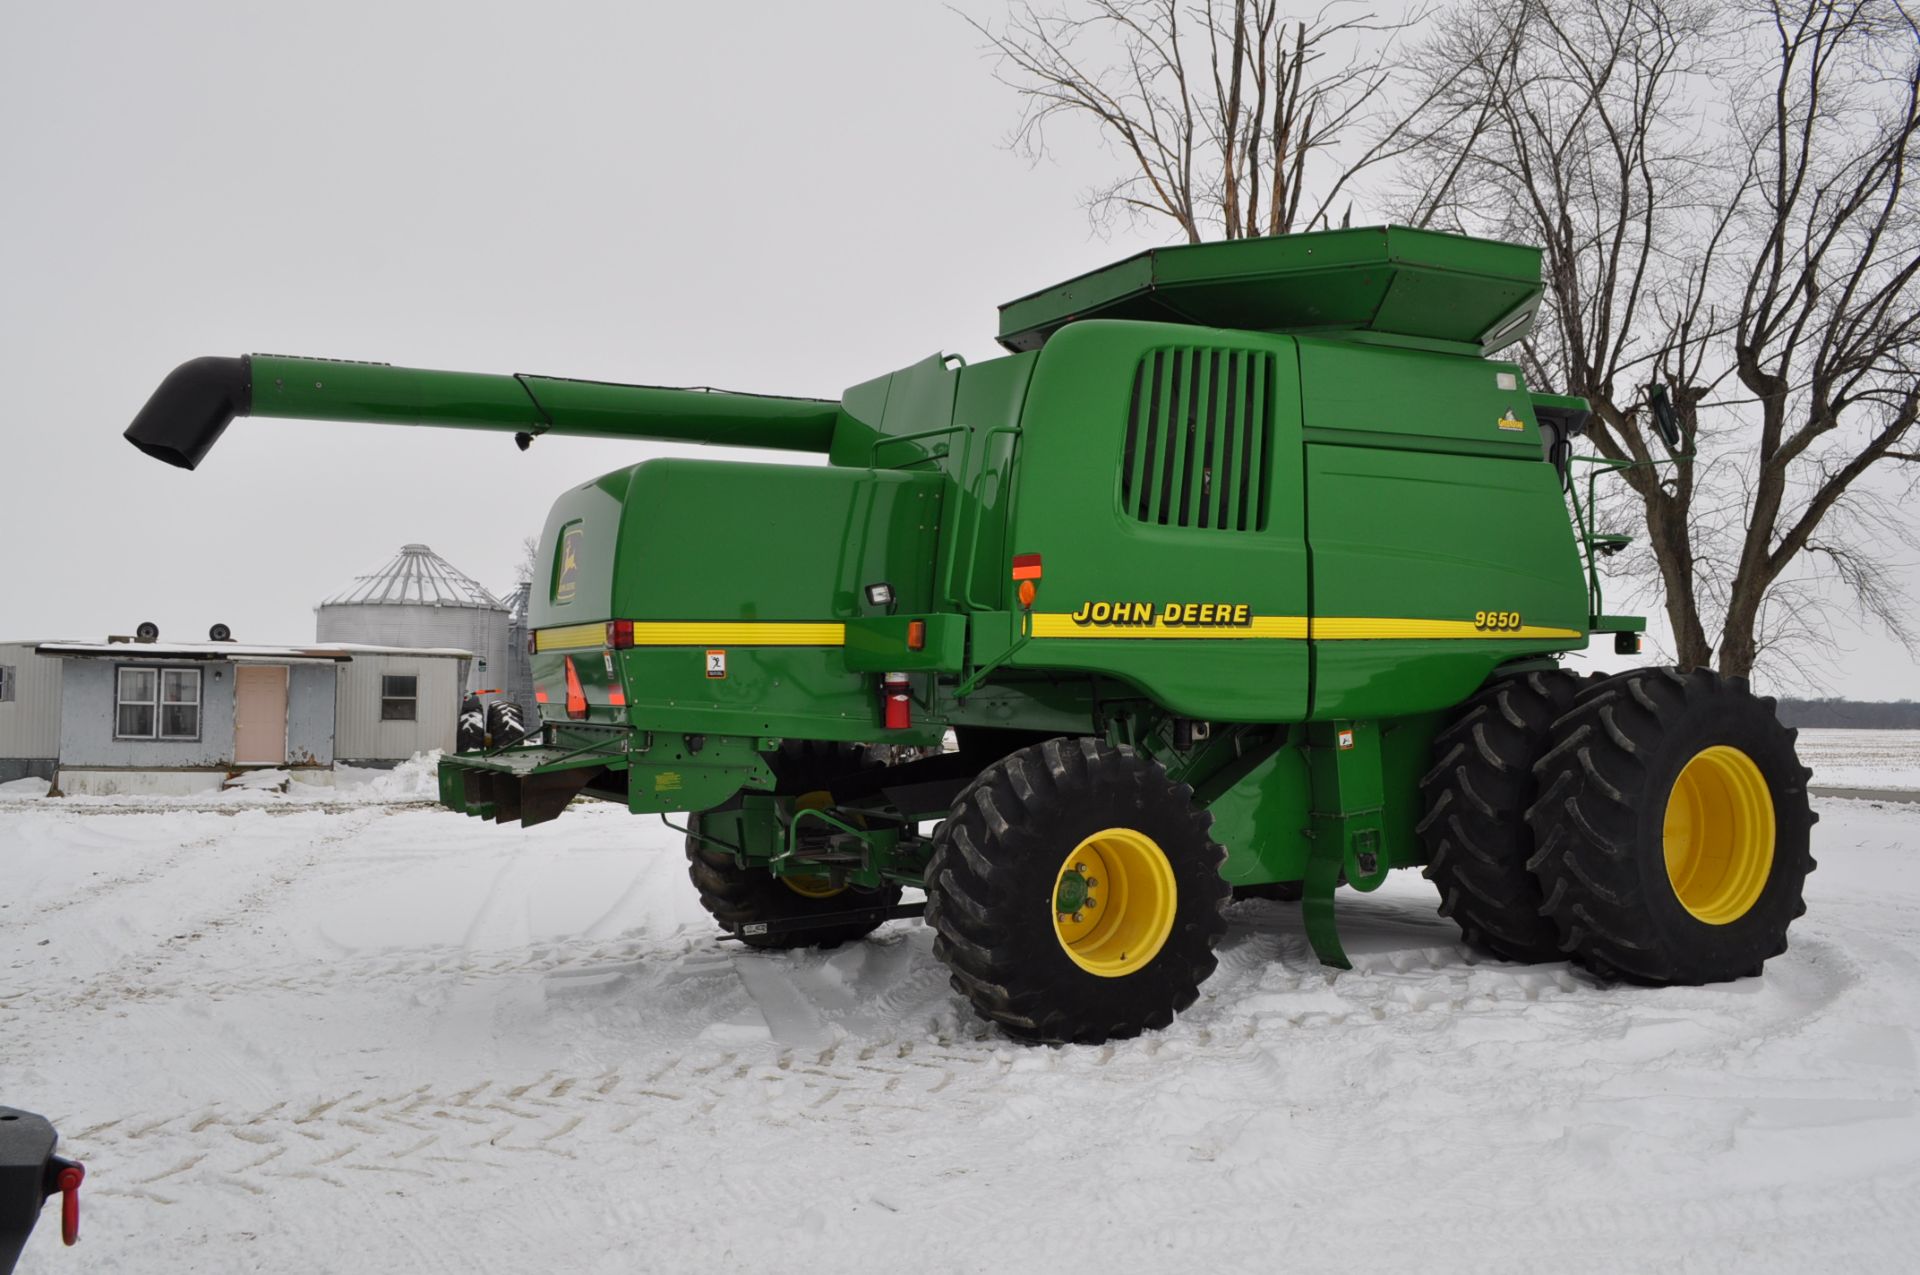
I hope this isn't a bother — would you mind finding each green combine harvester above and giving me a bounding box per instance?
[125,226,1813,1045]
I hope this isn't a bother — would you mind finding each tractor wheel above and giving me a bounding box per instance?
[1527,667,1815,984]
[925,737,1229,1045]
[486,699,527,749]
[683,740,900,951]
[1418,668,1589,963]
[683,820,902,951]
[456,695,485,753]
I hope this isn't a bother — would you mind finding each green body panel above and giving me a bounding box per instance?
[997,225,1543,355]
[612,461,944,622]
[843,615,967,673]
[1002,320,1312,721]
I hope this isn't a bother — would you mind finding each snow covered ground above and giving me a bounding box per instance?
[1796,728,1920,791]
[4,787,1919,1272]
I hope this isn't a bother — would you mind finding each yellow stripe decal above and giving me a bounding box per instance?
[1029,614,1580,641]
[535,623,608,652]
[536,621,846,652]
[540,616,1581,651]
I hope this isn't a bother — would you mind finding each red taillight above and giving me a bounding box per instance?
[882,672,911,730]
[606,620,635,649]
[907,620,926,651]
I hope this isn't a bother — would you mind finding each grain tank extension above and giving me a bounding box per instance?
[124,227,1814,1045]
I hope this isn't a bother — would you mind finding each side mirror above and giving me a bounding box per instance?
[1648,384,1681,449]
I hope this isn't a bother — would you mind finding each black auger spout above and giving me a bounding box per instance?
[123,355,253,470]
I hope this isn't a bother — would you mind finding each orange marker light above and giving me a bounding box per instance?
[1018,579,1037,609]
[907,620,926,651]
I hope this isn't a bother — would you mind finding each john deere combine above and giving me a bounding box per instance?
[124,226,1812,1045]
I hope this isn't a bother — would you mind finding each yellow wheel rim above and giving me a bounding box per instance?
[1662,745,1775,925]
[782,874,845,900]
[781,789,848,899]
[1051,828,1177,978]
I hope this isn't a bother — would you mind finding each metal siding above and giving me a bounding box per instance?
[0,644,63,758]
[56,658,238,768]
[317,603,511,693]
[334,652,463,761]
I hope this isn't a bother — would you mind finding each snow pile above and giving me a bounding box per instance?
[296,750,444,802]
[5,797,1918,1272]
[0,753,447,810]
[222,767,290,792]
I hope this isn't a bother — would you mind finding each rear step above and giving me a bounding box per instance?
[439,740,627,828]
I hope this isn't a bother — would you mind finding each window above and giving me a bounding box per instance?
[381,674,418,721]
[0,665,13,703]
[116,666,201,740]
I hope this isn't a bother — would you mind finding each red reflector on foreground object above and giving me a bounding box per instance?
[606,619,635,649]
[58,1161,84,1245]
[882,672,911,730]
[1011,552,1043,581]
[564,656,588,720]
[907,620,926,651]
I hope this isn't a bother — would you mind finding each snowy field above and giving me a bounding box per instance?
[3,786,1919,1272]
[1796,727,1920,791]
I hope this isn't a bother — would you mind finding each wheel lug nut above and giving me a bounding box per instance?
[1085,878,1098,888]
[1074,862,1087,873]
[1072,911,1084,923]
[1086,897,1097,908]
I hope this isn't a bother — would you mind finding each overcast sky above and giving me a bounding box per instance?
[3,0,1914,699]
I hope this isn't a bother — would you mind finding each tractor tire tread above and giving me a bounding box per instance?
[1419,669,1590,964]
[925,738,1229,1045]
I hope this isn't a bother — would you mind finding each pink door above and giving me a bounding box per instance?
[234,665,288,764]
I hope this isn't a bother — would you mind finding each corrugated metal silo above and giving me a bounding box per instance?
[315,544,510,694]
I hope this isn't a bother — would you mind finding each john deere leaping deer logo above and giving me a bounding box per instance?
[555,524,584,604]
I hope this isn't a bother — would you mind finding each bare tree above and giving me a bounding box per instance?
[1714,0,1920,675]
[966,0,1434,241]
[1396,0,1919,681]
[515,533,540,587]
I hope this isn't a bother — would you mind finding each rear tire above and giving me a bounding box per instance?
[925,738,1229,1045]
[683,821,902,951]
[1418,669,1588,963]
[683,739,901,951]
[1527,667,1815,984]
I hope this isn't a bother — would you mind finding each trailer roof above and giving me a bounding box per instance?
[33,641,473,661]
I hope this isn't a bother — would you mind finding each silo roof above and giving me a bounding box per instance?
[319,544,504,610]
